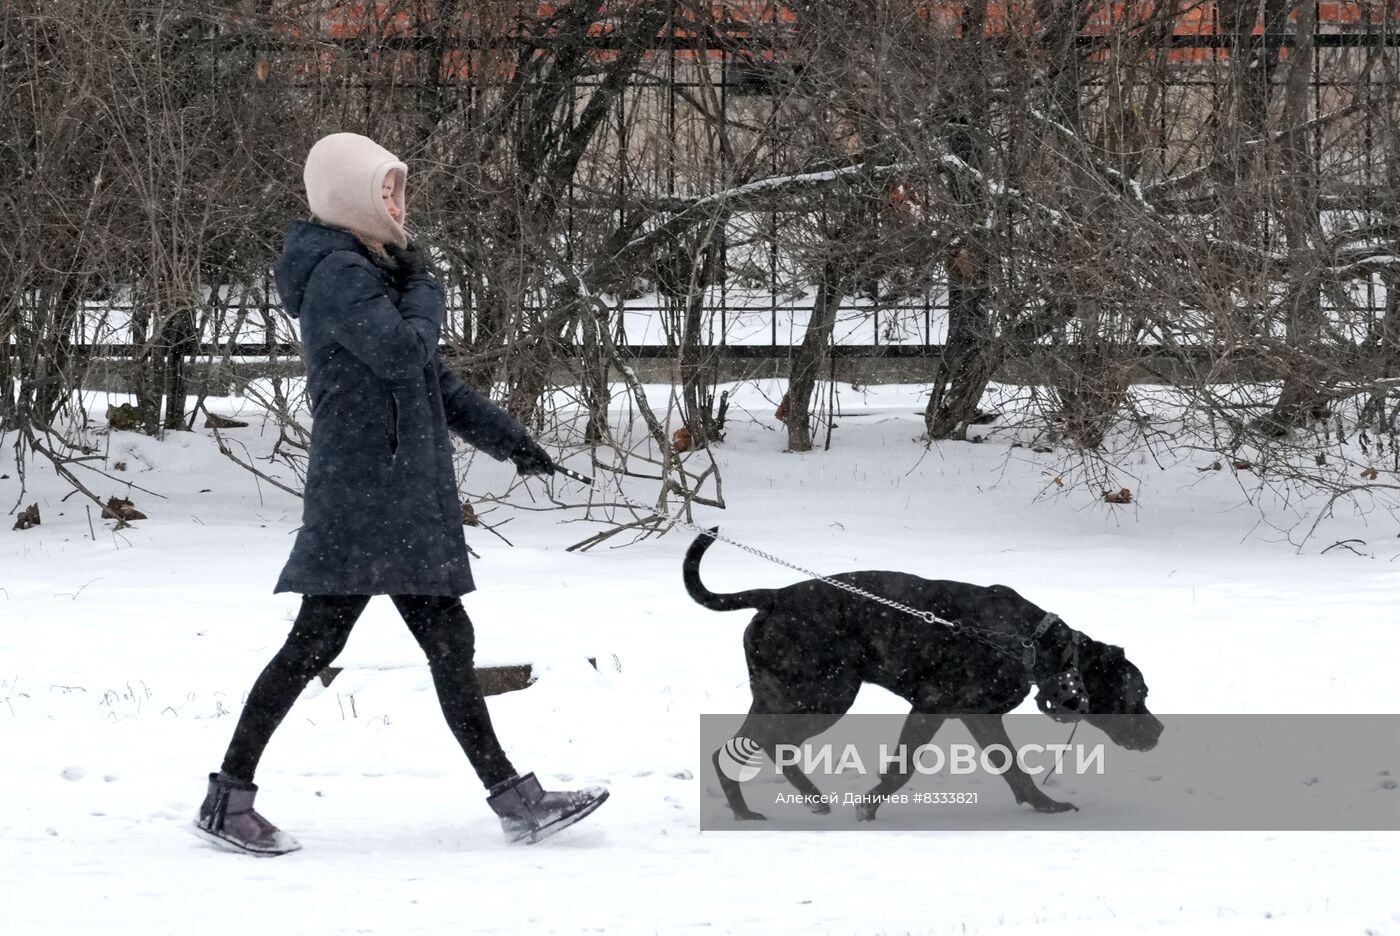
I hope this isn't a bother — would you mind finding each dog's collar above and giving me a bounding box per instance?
[1024,613,1072,675]
[1032,612,1063,642]
[955,610,1089,715]
[1030,613,1092,720]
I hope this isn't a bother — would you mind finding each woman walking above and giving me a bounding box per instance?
[194,132,607,856]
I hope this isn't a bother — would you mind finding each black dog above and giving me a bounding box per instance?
[685,529,1163,821]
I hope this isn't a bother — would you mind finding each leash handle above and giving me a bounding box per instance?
[553,464,593,485]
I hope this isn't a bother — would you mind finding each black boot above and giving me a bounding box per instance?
[486,772,608,844]
[193,773,302,856]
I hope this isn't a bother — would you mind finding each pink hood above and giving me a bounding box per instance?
[302,132,408,248]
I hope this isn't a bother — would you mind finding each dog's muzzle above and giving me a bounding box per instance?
[1036,669,1091,721]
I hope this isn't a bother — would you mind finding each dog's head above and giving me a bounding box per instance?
[1040,639,1163,751]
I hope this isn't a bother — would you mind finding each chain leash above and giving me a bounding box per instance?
[608,487,973,630]
[551,448,1089,749]
[552,466,1042,669]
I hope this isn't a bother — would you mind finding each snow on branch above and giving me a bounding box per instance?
[1331,254,1400,279]
[938,153,1071,229]
[660,161,910,217]
[1023,105,1156,215]
[585,159,913,291]
[1146,102,1366,199]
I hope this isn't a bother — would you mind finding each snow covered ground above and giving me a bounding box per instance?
[1,382,1397,935]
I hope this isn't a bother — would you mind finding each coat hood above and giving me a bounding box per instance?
[274,220,367,320]
[303,132,408,249]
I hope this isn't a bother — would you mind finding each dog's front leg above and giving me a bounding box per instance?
[962,715,1078,814]
[765,717,843,816]
[857,712,948,821]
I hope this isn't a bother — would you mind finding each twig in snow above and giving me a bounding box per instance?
[212,428,302,501]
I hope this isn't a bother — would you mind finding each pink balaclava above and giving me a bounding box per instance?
[303,132,408,248]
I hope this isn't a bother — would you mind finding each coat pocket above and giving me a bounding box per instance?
[386,393,401,457]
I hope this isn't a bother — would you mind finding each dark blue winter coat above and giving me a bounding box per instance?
[271,219,526,596]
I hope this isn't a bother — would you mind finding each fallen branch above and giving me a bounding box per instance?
[18,422,107,513]
[211,428,302,499]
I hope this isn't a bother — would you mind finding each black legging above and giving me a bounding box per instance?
[221,594,517,789]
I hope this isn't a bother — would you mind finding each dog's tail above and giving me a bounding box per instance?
[684,528,772,613]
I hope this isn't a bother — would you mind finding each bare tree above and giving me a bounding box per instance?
[7,0,1400,540]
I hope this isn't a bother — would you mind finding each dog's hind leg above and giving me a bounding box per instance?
[856,711,947,822]
[715,711,844,820]
[712,744,767,821]
[724,612,861,820]
[713,705,788,821]
[962,715,1078,814]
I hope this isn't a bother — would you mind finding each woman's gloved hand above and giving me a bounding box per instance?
[386,240,430,278]
[509,437,556,477]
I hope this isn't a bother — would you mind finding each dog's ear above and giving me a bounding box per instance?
[1079,641,1149,712]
